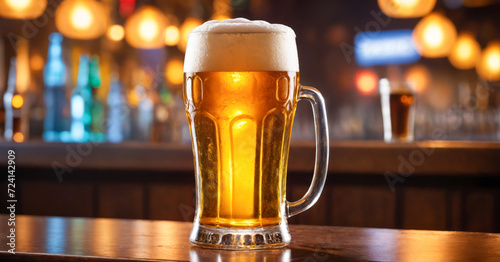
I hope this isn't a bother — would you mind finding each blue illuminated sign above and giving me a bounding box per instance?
[354,30,421,66]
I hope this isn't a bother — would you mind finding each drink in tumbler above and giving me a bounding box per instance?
[380,78,416,142]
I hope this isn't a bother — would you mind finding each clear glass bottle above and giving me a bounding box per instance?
[107,71,127,143]
[3,58,25,142]
[43,33,67,142]
[89,55,105,142]
[70,54,92,142]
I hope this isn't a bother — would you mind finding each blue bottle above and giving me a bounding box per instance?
[70,54,92,142]
[107,72,127,143]
[43,33,67,142]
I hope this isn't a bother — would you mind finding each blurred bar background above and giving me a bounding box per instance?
[0,0,499,233]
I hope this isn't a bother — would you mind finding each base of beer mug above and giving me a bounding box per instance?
[189,223,291,249]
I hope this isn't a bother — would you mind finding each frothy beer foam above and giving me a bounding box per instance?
[184,18,299,72]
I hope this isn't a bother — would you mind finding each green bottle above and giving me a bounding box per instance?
[89,55,105,142]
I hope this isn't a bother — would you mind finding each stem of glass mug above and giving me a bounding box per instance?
[286,86,329,218]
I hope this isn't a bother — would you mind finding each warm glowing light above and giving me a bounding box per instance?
[13,132,24,143]
[405,64,431,93]
[71,5,93,30]
[16,38,30,94]
[378,0,436,18]
[55,0,107,40]
[6,0,30,11]
[448,32,481,70]
[211,14,232,21]
[124,6,167,49]
[30,54,44,71]
[422,25,443,48]
[486,53,500,71]
[0,0,46,19]
[165,59,184,85]
[138,19,158,42]
[164,26,180,46]
[107,25,125,41]
[477,42,500,81]
[178,17,203,52]
[128,89,140,107]
[355,70,378,95]
[12,95,24,109]
[412,12,457,58]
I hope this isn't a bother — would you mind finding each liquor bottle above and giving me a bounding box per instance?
[107,71,127,143]
[3,58,25,142]
[43,33,67,142]
[89,55,105,142]
[136,85,153,142]
[135,70,156,142]
[70,54,92,142]
[152,85,172,142]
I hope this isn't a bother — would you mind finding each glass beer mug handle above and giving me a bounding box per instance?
[287,86,329,218]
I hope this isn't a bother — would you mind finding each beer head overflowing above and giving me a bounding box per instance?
[184,18,299,72]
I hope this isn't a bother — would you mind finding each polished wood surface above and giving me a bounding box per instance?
[0,140,499,175]
[1,215,499,262]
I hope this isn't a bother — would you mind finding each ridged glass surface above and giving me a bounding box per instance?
[185,71,299,228]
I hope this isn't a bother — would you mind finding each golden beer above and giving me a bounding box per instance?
[184,18,329,249]
[184,71,299,228]
[389,92,415,140]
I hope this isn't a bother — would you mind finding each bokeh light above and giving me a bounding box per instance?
[211,14,232,21]
[412,12,457,58]
[13,132,25,143]
[107,25,125,41]
[12,94,24,109]
[125,6,167,49]
[30,54,44,71]
[448,32,481,70]
[165,58,184,86]
[55,0,107,40]
[405,64,431,93]
[476,41,500,81]
[0,0,46,19]
[378,0,436,18]
[71,5,93,30]
[355,70,378,95]
[164,25,180,46]
[6,0,31,11]
[138,19,158,42]
[16,38,30,94]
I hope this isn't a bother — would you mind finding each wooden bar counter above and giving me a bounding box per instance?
[0,215,499,261]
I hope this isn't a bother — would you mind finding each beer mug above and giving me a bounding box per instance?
[183,18,329,249]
